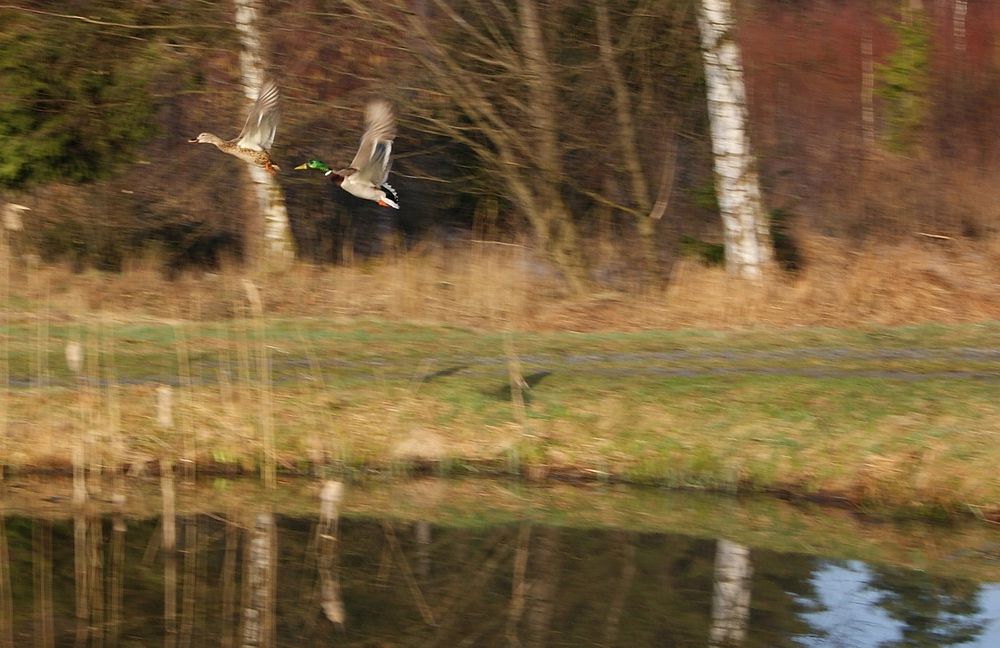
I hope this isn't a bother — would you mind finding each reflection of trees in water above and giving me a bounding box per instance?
[32,518,54,648]
[241,512,276,648]
[0,513,12,648]
[316,481,345,629]
[710,539,752,647]
[745,548,827,647]
[0,510,989,646]
[867,565,983,647]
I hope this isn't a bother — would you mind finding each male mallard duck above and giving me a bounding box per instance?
[295,99,399,209]
[190,79,281,174]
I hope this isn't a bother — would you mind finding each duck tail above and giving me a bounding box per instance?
[382,182,399,202]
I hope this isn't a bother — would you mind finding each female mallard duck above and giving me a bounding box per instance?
[190,79,281,174]
[295,99,399,209]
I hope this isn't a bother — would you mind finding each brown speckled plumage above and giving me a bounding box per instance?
[190,80,281,174]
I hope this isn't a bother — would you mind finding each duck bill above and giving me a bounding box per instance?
[294,162,309,170]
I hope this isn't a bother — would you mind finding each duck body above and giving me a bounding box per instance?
[336,167,400,209]
[295,99,399,209]
[191,133,280,174]
[190,80,281,174]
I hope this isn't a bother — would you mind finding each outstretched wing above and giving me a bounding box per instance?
[348,99,396,185]
[235,79,280,151]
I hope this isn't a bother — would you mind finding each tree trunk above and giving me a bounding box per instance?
[595,0,659,279]
[709,539,752,647]
[161,466,177,648]
[524,526,560,648]
[0,516,11,648]
[241,513,276,648]
[234,0,294,268]
[517,0,588,293]
[861,22,876,153]
[317,481,345,628]
[953,0,967,52]
[697,0,772,280]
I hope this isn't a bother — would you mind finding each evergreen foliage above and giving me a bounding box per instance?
[0,14,158,188]
[877,10,931,152]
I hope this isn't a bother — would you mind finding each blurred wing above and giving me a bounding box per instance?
[349,100,396,185]
[236,79,280,151]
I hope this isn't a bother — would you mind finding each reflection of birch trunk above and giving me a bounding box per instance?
[221,513,240,648]
[697,0,772,279]
[108,494,126,648]
[180,516,199,648]
[709,539,752,647]
[603,532,636,646]
[241,513,276,648]
[506,524,532,646]
[0,513,12,648]
[33,519,54,648]
[87,514,104,648]
[234,0,293,266]
[317,481,345,627]
[414,520,431,581]
[525,526,561,648]
[162,466,177,648]
[73,493,89,648]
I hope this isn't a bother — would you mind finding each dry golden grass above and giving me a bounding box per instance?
[6,232,1000,331]
[4,372,999,517]
[3,233,1000,515]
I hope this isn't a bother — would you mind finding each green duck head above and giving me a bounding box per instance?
[294,159,331,173]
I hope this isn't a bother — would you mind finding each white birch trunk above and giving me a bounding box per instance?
[861,23,876,152]
[697,0,771,280]
[953,0,967,52]
[317,481,345,627]
[241,513,276,648]
[709,539,752,646]
[234,0,293,266]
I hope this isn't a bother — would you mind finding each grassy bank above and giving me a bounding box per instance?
[2,316,999,518]
[5,476,999,583]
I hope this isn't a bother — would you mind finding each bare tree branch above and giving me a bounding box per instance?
[0,4,227,30]
[596,0,651,213]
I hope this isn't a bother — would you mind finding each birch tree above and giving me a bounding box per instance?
[235,0,294,266]
[709,539,752,647]
[862,21,876,152]
[697,0,771,280]
[953,0,967,52]
[242,513,277,648]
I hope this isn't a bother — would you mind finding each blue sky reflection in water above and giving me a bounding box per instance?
[801,561,1000,647]
[1,500,998,647]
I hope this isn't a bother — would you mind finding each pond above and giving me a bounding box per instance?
[0,475,997,646]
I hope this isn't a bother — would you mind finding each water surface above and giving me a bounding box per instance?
[0,476,997,646]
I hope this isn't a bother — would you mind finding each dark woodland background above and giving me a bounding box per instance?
[1,0,998,283]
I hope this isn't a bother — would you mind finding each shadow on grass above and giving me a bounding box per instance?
[494,370,552,402]
[420,365,469,382]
